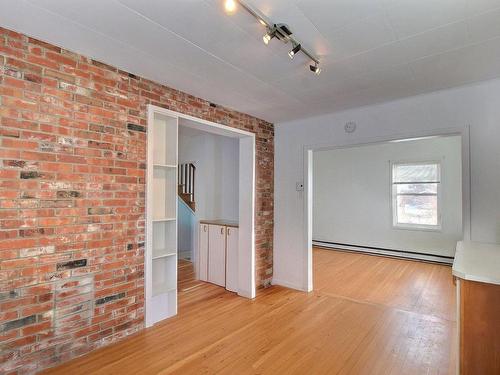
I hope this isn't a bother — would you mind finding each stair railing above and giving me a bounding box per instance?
[178,163,196,202]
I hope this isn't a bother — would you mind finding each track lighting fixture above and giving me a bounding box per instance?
[288,43,301,59]
[262,32,272,45]
[224,0,322,75]
[224,0,237,13]
[310,63,321,76]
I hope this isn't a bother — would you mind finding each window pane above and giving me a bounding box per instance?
[396,183,438,194]
[396,195,438,226]
[393,164,439,183]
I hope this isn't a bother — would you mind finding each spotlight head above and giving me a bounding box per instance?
[288,43,301,59]
[263,32,272,45]
[310,63,321,75]
[224,0,237,13]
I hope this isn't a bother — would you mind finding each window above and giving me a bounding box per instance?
[391,162,441,230]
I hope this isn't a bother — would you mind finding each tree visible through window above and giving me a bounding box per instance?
[392,162,441,229]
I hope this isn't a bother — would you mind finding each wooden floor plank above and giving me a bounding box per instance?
[43,248,457,374]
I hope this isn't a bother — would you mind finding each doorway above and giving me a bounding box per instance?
[177,122,239,294]
[303,129,471,292]
[145,105,256,327]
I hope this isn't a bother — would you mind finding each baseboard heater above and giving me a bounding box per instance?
[313,240,454,265]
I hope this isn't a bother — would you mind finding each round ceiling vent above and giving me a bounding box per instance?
[344,121,357,133]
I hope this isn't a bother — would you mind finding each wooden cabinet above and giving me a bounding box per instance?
[453,241,500,375]
[457,279,500,374]
[198,221,238,292]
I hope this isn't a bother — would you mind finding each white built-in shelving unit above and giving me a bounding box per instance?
[146,108,178,326]
[145,104,257,326]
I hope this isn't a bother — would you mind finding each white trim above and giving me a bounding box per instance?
[272,278,309,291]
[304,149,313,292]
[303,127,471,292]
[238,135,256,299]
[152,106,255,138]
[145,104,155,327]
[456,278,461,375]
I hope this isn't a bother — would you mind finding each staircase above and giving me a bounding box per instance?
[178,163,196,212]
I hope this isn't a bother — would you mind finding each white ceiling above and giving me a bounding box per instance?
[2,0,500,123]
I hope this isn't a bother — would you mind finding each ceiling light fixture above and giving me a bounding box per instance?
[262,30,273,45]
[224,0,322,75]
[310,63,321,76]
[224,0,237,13]
[288,43,301,59]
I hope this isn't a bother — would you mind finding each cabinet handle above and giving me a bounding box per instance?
[228,228,230,236]
[204,225,207,232]
[220,227,224,235]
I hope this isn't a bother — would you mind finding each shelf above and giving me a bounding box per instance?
[152,217,176,222]
[153,115,177,166]
[153,251,176,260]
[152,284,176,296]
[152,167,177,220]
[153,164,177,169]
[151,254,176,297]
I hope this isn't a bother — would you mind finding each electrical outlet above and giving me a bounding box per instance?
[296,182,304,191]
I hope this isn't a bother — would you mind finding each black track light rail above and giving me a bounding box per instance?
[235,0,320,66]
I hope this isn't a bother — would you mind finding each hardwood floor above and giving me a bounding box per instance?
[178,258,205,293]
[43,248,457,374]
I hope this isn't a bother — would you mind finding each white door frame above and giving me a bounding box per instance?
[303,126,471,292]
[147,105,256,299]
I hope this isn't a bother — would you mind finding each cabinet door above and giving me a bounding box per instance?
[198,224,209,281]
[225,227,238,293]
[208,225,226,287]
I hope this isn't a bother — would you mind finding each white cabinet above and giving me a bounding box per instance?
[208,225,226,287]
[198,221,238,292]
[199,224,209,281]
[225,226,238,293]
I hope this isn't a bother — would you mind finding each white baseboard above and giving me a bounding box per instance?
[178,250,192,260]
[271,278,309,292]
[313,241,453,264]
[237,288,255,299]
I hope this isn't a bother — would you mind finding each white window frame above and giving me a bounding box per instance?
[391,161,442,231]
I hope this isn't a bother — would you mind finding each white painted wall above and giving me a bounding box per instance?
[177,126,239,258]
[177,198,196,259]
[313,136,462,257]
[274,78,500,291]
[178,126,239,221]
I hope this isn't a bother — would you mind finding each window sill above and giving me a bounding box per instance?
[393,223,442,233]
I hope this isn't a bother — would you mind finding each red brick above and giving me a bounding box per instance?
[0,170,18,179]
[0,238,37,250]
[46,51,77,67]
[22,321,52,336]
[27,54,60,69]
[2,138,38,150]
[1,96,38,111]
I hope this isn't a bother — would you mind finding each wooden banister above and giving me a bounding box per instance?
[178,163,196,211]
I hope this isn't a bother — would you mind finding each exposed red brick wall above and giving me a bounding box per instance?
[0,27,274,373]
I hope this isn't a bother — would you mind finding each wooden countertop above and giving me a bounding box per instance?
[199,219,239,228]
[452,241,500,285]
